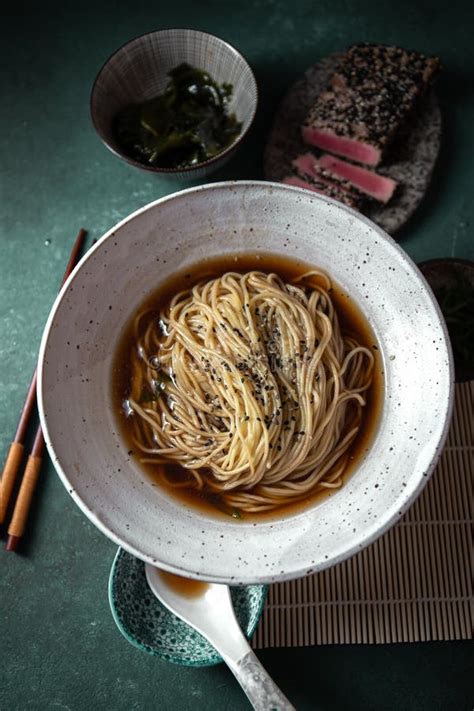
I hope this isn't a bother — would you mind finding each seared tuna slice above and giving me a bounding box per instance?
[291,153,320,180]
[292,153,363,202]
[318,154,397,203]
[302,126,382,166]
[302,44,440,166]
[281,175,362,210]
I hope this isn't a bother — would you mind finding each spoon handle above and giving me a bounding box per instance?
[226,649,295,711]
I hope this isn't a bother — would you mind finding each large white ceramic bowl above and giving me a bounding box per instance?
[38,182,453,584]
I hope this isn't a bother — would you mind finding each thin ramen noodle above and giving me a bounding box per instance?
[119,264,375,514]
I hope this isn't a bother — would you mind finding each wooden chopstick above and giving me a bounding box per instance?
[5,426,45,551]
[0,228,88,550]
[0,372,37,524]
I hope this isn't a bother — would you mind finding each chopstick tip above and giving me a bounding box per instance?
[5,534,21,552]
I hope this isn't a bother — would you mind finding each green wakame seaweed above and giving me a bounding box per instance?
[113,63,242,169]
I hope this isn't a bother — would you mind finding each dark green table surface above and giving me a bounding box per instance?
[1,1,473,709]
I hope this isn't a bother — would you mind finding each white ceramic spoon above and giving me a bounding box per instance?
[145,565,295,711]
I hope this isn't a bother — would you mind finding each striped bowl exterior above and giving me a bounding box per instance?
[90,29,258,179]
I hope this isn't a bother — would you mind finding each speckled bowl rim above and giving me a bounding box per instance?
[108,547,268,666]
[37,181,454,584]
[90,28,258,175]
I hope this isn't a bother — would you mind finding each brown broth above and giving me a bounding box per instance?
[112,253,384,521]
[158,570,210,597]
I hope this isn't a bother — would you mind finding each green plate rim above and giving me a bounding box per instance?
[108,547,268,667]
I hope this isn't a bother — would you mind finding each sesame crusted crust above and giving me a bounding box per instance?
[303,44,440,163]
[318,154,398,203]
[292,153,360,196]
[282,174,364,210]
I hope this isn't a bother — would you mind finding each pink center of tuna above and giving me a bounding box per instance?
[301,126,381,167]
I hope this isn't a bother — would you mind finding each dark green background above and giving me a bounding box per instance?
[1,1,472,709]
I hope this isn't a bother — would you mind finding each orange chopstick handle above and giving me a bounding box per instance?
[0,441,25,523]
[7,454,42,538]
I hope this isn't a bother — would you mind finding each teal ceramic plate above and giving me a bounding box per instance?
[108,548,268,666]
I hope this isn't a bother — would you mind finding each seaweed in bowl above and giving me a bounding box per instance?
[113,63,242,169]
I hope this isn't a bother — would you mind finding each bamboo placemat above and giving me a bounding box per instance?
[253,381,473,647]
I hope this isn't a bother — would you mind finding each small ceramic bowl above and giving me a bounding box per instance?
[418,258,474,382]
[108,548,267,666]
[90,29,258,179]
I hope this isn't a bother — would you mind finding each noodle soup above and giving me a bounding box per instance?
[112,253,383,519]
